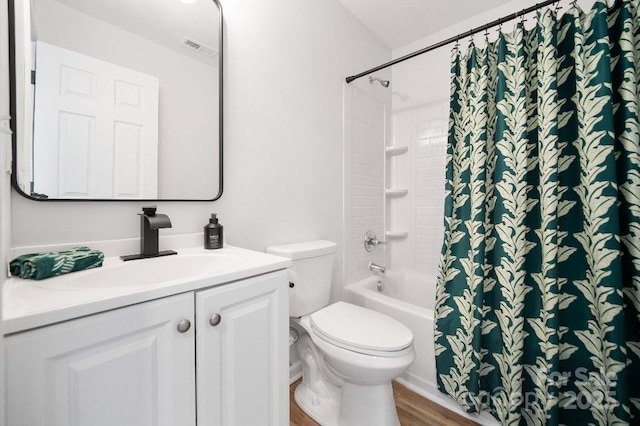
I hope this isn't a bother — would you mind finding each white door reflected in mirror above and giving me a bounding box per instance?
[33,42,159,199]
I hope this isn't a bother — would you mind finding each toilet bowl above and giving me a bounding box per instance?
[266,241,415,426]
[293,302,415,426]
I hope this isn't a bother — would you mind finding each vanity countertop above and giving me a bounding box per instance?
[3,245,291,335]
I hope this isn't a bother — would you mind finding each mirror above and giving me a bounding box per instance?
[9,0,222,201]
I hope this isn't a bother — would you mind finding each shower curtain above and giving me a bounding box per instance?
[434,1,640,425]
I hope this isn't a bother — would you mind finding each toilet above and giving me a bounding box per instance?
[266,240,415,426]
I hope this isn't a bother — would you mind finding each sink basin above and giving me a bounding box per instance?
[36,253,242,290]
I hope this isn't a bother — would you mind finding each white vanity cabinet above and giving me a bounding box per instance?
[4,292,196,426]
[4,269,289,426]
[196,271,289,426]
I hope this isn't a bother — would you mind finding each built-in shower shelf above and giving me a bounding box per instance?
[385,188,408,198]
[385,146,408,156]
[385,230,408,239]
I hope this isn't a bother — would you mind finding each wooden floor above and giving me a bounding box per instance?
[290,379,478,426]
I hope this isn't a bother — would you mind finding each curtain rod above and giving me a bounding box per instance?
[345,0,559,84]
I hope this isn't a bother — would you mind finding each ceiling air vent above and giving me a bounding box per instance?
[181,37,218,58]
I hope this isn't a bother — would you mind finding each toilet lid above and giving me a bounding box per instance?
[310,302,413,353]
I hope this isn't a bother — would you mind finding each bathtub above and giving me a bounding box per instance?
[344,272,498,426]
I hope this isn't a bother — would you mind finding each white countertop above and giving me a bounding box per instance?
[3,245,291,335]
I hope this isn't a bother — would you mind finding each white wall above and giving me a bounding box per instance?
[9,0,390,299]
[33,0,219,199]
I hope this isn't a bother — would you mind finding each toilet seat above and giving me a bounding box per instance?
[310,302,413,358]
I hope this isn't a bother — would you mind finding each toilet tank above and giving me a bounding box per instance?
[266,240,336,317]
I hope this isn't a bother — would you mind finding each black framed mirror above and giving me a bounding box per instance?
[8,0,223,201]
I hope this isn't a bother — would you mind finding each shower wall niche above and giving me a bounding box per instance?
[387,100,448,284]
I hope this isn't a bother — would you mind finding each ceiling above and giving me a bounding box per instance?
[46,0,220,66]
[339,0,514,50]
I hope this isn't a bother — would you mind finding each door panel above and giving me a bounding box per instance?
[33,41,158,198]
[196,271,289,426]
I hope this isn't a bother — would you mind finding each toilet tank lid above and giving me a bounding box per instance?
[266,240,336,260]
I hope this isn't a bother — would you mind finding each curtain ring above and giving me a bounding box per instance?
[554,0,562,13]
[484,28,490,42]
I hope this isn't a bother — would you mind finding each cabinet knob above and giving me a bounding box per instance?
[177,319,191,333]
[210,313,222,326]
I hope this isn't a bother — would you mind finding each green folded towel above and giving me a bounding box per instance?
[10,247,105,280]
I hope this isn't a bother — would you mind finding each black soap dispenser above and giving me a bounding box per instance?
[204,213,223,249]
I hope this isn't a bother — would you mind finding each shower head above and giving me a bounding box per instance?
[368,76,390,88]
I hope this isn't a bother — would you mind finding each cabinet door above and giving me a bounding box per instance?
[5,293,195,426]
[196,270,289,426]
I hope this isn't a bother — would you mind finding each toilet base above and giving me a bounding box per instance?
[295,380,400,426]
[339,382,399,426]
[294,381,339,426]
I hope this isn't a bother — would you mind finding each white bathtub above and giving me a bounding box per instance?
[344,272,498,426]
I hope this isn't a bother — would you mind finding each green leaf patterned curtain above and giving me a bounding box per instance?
[434,1,640,424]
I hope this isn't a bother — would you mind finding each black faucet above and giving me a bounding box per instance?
[120,206,177,261]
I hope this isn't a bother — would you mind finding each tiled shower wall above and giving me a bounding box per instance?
[389,101,448,282]
[344,86,386,286]
[343,83,446,290]
[414,102,448,274]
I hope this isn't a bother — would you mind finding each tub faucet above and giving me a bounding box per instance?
[120,206,177,261]
[368,262,386,274]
